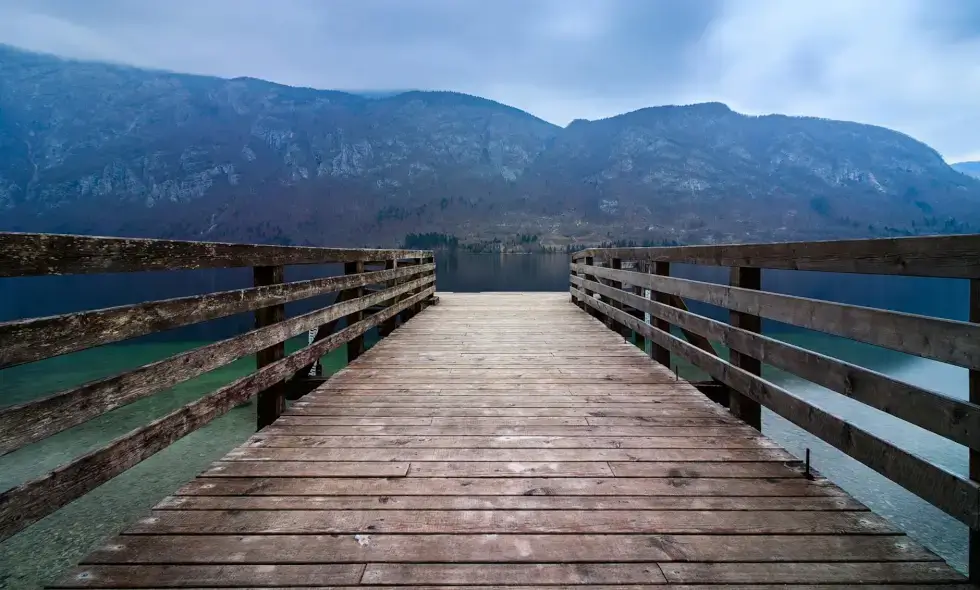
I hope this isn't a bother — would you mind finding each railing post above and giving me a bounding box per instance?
[411,256,425,316]
[345,261,365,363]
[570,259,579,306]
[379,259,398,338]
[608,258,629,337]
[583,256,598,319]
[253,264,285,430]
[729,266,763,429]
[970,278,979,583]
[651,261,671,367]
[631,261,646,351]
[421,255,435,310]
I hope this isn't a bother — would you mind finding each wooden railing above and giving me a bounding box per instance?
[570,234,980,576]
[0,232,435,542]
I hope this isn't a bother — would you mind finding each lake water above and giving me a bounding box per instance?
[0,252,970,588]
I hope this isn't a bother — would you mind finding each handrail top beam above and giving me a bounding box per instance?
[572,233,980,279]
[0,231,433,277]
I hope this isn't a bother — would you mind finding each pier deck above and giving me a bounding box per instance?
[55,292,966,587]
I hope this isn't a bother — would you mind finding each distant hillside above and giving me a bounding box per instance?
[953,161,980,179]
[2,44,978,247]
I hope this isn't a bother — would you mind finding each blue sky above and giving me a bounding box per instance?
[1,0,978,162]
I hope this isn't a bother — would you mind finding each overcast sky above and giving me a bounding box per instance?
[1,0,978,162]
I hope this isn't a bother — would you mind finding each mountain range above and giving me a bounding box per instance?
[1,44,978,248]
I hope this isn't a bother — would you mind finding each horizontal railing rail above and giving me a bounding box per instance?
[569,233,980,576]
[0,232,436,542]
[572,233,980,278]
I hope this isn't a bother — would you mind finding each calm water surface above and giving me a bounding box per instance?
[0,253,969,587]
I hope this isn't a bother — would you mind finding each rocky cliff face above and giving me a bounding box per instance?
[2,45,977,246]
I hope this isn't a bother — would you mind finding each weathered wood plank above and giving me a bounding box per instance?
[360,563,668,585]
[0,264,432,369]
[126,508,897,534]
[174,476,848,497]
[573,263,980,369]
[572,233,980,278]
[0,275,434,456]
[0,231,431,276]
[244,435,778,449]
[203,461,615,478]
[256,425,755,437]
[658,562,965,584]
[53,564,365,588]
[76,534,935,565]
[575,287,980,529]
[0,286,432,542]
[574,274,980,449]
[154,495,866,511]
[283,406,729,418]
[222,447,795,462]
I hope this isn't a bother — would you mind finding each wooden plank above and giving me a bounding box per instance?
[154,495,867,511]
[256,425,756,437]
[254,264,286,429]
[174,476,849,497]
[0,275,433,457]
[376,563,666,586]
[0,286,433,542]
[573,263,980,370]
[571,233,980,278]
[53,564,364,588]
[203,461,615,478]
[0,231,431,276]
[585,417,737,426]
[658,562,965,584]
[276,416,435,426]
[575,273,980,449]
[222,447,796,462]
[607,462,803,478]
[202,462,409,477]
[293,396,728,405]
[575,287,980,529]
[76,534,935,565]
[244,435,779,449]
[283,406,730,418]
[0,264,431,369]
[360,563,668,585]
[729,266,762,429]
[127,509,896,535]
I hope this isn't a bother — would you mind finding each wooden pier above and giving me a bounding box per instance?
[0,232,978,587]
